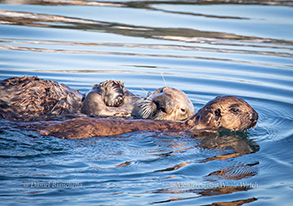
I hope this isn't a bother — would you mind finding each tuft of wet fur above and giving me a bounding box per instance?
[0,76,83,121]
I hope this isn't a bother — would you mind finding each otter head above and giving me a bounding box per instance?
[133,87,195,121]
[93,80,125,107]
[192,96,258,131]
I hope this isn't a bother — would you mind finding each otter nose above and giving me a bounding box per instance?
[153,99,167,113]
[250,110,258,122]
[153,95,171,113]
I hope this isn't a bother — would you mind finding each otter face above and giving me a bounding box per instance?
[95,80,125,107]
[133,87,195,121]
[194,96,258,131]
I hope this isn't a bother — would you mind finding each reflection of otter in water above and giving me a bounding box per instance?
[152,133,259,204]
[197,133,259,180]
[35,96,258,139]
[81,80,139,117]
[0,76,83,121]
[132,87,195,121]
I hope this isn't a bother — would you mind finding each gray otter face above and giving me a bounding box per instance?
[133,87,195,121]
[194,96,258,131]
[95,80,125,107]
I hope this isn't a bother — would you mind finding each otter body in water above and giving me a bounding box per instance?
[132,87,195,121]
[0,76,83,121]
[35,96,258,139]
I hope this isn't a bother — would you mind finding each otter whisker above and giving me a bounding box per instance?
[139,87,149,96]
[137,100,154,119]
[161,72,167,87]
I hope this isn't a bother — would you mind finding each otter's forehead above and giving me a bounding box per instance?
[156,87,193,104]
[208,96,250,108]
[159,87,187,97]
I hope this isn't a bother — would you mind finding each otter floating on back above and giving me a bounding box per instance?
[34,96,258,139]
[0,77,258,139]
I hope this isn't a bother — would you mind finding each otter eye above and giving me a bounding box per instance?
[230,107,240,114]
[214,109,221,121]
[160,107,166,113]
[181,108,186,113]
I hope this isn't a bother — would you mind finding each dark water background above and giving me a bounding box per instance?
[0,0,292,205]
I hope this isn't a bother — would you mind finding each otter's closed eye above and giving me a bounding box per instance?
[230,107,240,114]
[214,109,222,121]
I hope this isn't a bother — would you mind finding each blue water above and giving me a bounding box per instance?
[0,0,292,205]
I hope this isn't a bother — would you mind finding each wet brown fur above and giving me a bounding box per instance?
[0,76,83,121]
[193,96,258,131]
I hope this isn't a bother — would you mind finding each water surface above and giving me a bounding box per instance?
[0,0,292,205]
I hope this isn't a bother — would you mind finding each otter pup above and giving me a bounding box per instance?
[92,80,125,107]
[81,80,139,117]
[36,96,258,139]
[132,87,195,121]
[0,76,83,121]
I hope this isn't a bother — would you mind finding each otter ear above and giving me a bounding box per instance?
[98,82,104,87]
[92,84,99,90]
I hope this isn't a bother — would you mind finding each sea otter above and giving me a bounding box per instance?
[0,76,83,121]
[81,84,195,121]
[81,80,139,118]
[34,96,258,139]
[132,87,195,121]
[0,77,195,122]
